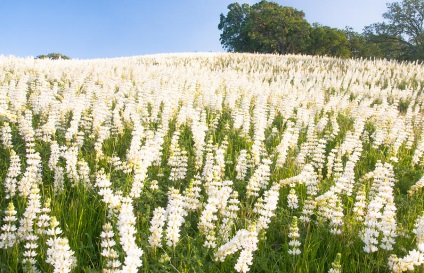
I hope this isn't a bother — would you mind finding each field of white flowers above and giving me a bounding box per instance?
[0,53,424,272]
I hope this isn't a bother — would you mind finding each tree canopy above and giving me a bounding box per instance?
[35,53,71,60]
[219,0,424,61]
[219,1,310,54]
[364,0,424,60]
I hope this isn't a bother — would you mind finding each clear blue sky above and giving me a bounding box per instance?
[0,0,389,59]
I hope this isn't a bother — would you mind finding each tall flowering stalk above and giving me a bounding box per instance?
[255,183,281,232]
[45,217,77,273]
[100,222,121,272]
[148,207,167,248]
[328,253,342,273]
[246,158,271,197]
[361,162,398,253]
[165,188,188,248]
[168,131,188,181]
[235,150,249,181]
[1,122,13,148]
[288,216,301,255]
[0,202,18,249]
[199,184,232,248]
[4,149,21,198]
[117,197,143,272]
[215,225,258,273]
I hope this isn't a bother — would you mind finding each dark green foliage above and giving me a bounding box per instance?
[219,1,310,55]
[307,24,351,58]
[363,0,424,61]
[35,53,71,60]
[219,0,424,61]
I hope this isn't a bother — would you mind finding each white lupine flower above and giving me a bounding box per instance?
[302,164,319,196]
[130,164,146,199]
[405,123,414,149]
[235,150,249,181]
[149,179,159,191]
[126,124,144,169]
[46,237,77,273]
[409,175,424,195]
[4,149,21,198]
[202,137,215,184]
[36,199,51,235]
[199,198,219,246]
[241,97,251,137]
[18,152,42,198]
[48,141,62,171]
[192,109,208,170]
[65,108,82,142]
[183,180,201,211]
[215,224,258,273]
[18,184,42,241]
[148,207,166,248]
[100,222,121,271]
[200,182,232,248]
[46,217,63,237]
[165,189,188,247]
[332,153,343,181]
[334,160,356,196]
[215,229,249,262]
[326,147,338,179]
[287,188,299,210]
[276,121,298,168]
[77,160,91,188]
[288,216,301,255]
[300,196,316,223]
[64,145,79,184]
[413,213,424,245]
[168,131,188,181]
[117,197,143,272]
[246,158,271,197]
[330,116,340,139]
[312,138,327,174]
[353,186,367,221]
[256,183,280,232]
[295,118,318,166]
[316,190,338,222]
[1,122,13,148]
[96,170,122,210]
[362,196,384,253]
[360,161,398,253]
[388,251,424,273]
[380,201,397,250]
[112,108,124,136]
[330,201,344,235]
[53,166,65,194]
[22,233,39,271]
[0,202,18,249]
[219,190,240,242]
[328,253,342,273]
[215,139,228,179]
[234,248,254,273]
[412,137,424,165]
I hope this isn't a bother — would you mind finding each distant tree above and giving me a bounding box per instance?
[363,0,424,60]
[35,53,71,60]
[246,1,310,54]
[307,24,350,58]
[218,3,252,52]
[218,1,310,54]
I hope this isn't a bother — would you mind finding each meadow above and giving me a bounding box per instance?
[0,53,424,272]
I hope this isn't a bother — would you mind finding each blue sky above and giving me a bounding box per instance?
[0,0,389,59]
